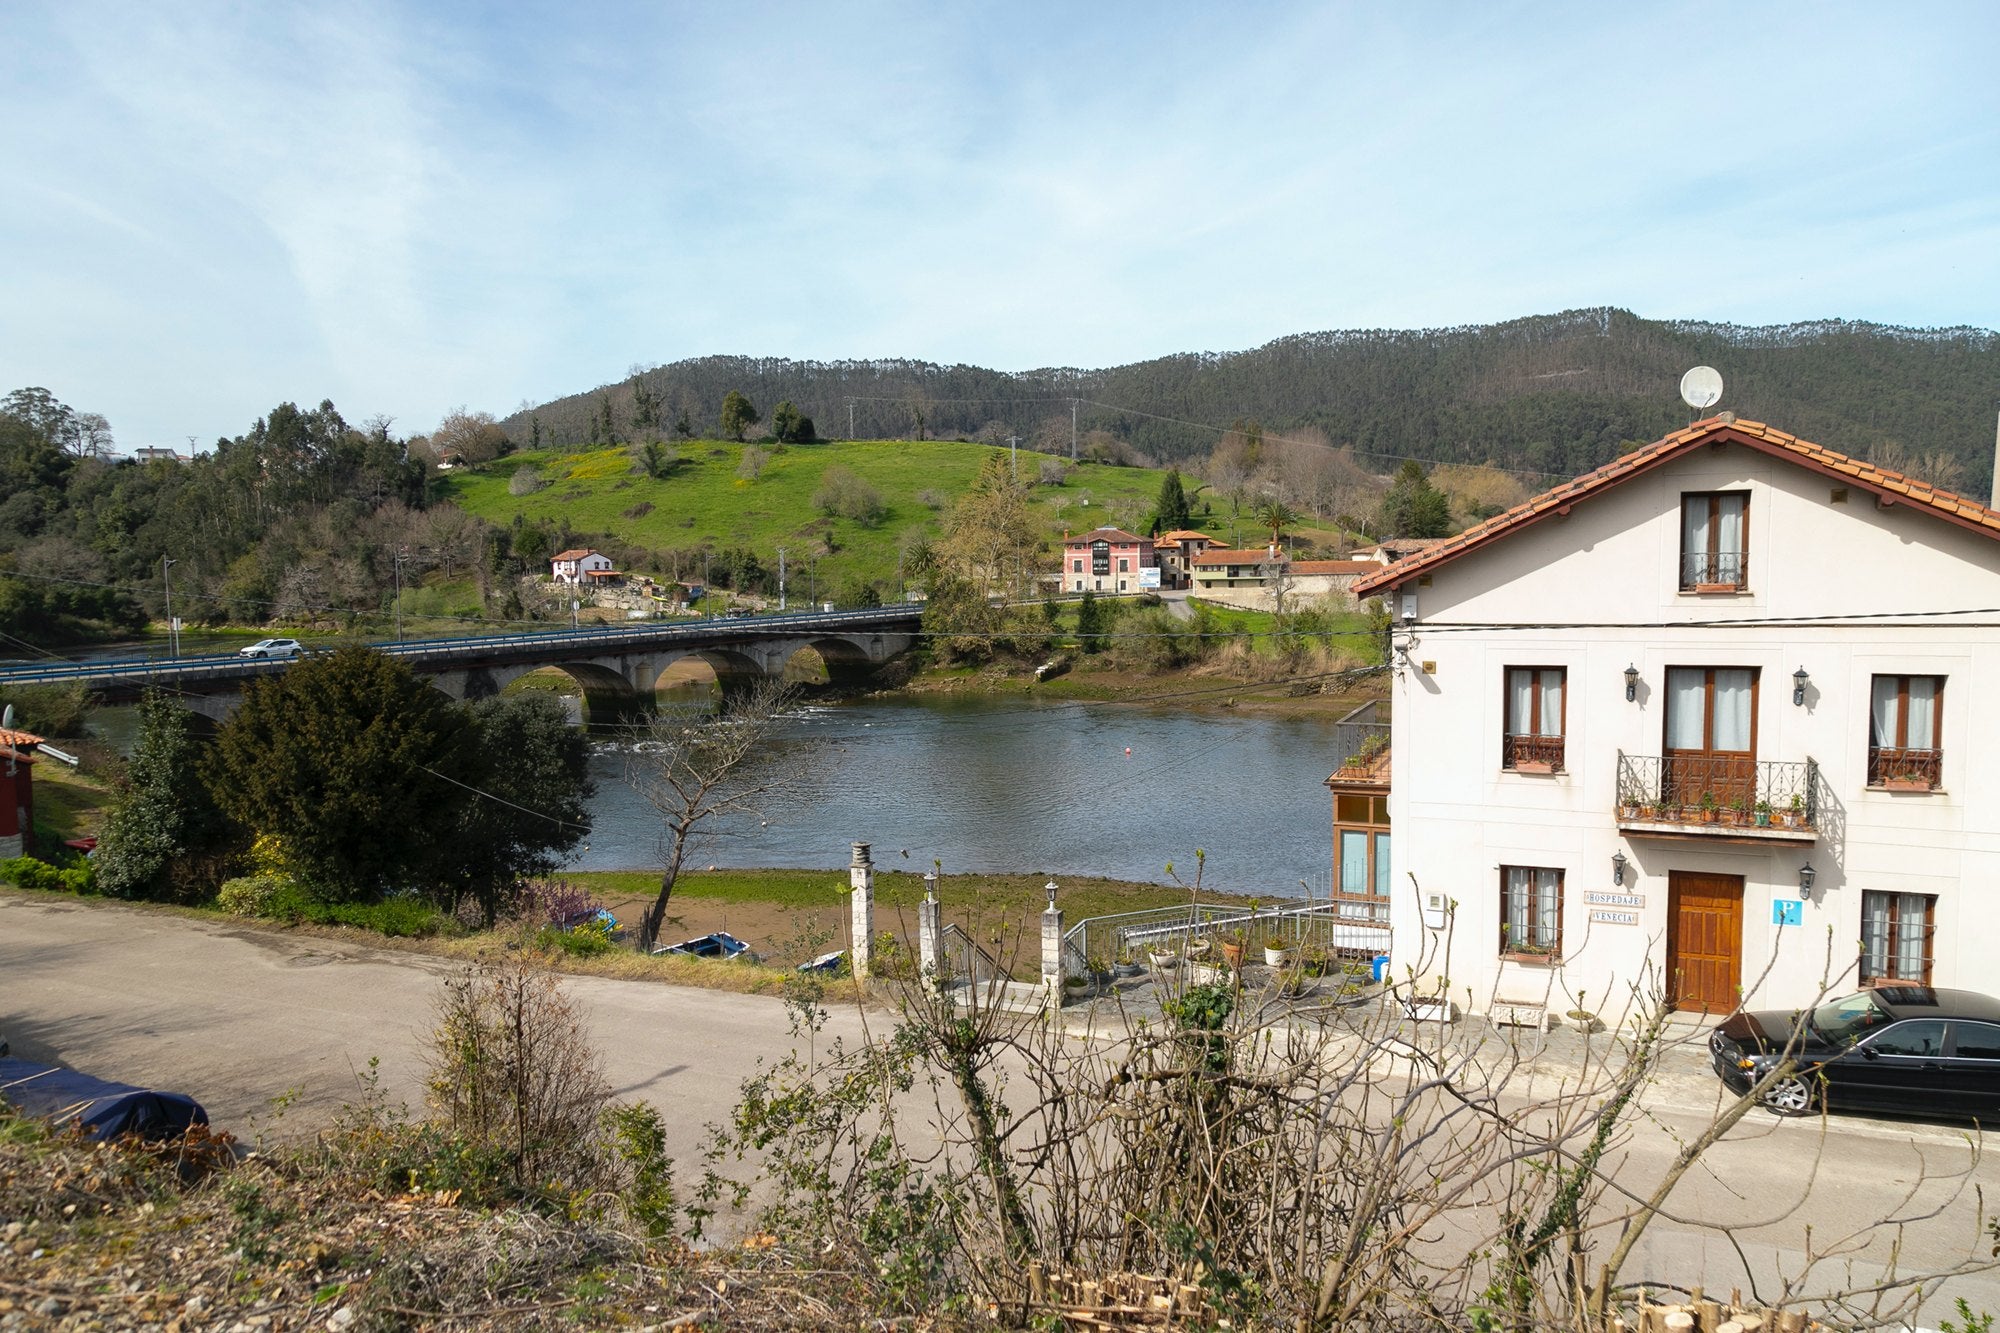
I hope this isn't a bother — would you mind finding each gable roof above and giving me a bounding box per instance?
[1352,416,2000,596]
[1062,527,1148,546]
[550,548,601,562]
[1155,529,1217,545]
[1292,559,1378,576]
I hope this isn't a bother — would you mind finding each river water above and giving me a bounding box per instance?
[575,694,1363,897]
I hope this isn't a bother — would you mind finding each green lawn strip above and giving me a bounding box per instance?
[568,867,1222,923]
[25,765,114,843]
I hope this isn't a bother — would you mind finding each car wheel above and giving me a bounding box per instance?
[1759,1072,1816,1115]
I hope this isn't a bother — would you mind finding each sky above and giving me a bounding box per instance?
[3,1,1996,451]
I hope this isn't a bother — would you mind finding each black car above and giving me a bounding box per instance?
[1710,986,2000,1118]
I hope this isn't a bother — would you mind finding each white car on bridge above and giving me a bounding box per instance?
[237,638,305,659]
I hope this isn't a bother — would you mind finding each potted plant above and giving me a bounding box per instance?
[1146,946,1181,973]
[1273,963,1311,998]
[1781,793,1806,828]
[1698,791,1719,824]
[1753,798,1772,828]
[1617,797,1641,820]
[1215,929,1248,969]
[1112,946,1144,979]
[1403,978,1456,1024]
[1264,940,1297,968]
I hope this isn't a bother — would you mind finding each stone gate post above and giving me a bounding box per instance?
[849,842,875,980]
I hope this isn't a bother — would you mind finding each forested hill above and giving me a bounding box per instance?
[506,308,1999,492]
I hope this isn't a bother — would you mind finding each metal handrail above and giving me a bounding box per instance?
[0,603,925,688]
[1616,751,1819,825]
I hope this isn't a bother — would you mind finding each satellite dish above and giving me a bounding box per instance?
[1680,366,1724,411]
[1,705,12,729]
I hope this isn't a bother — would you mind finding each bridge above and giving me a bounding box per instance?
[0,604,925,722]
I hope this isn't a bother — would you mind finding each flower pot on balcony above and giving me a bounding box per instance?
[1216,937,1247,969]
[1514,760,1555,774]
[1882,778,1933,792]
[1617,803,1640,821]
[1264,944,1296,968]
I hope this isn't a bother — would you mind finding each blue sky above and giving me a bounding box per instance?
[3,2,1995,450]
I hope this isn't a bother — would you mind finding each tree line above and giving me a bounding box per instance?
[503,309,1999,496]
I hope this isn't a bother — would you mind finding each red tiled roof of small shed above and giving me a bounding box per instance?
[0,726,45,755]
[1351,416,2000,596]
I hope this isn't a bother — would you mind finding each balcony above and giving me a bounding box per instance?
[1615,752,1819,843]
[1867,746,1941,791]
[1504,733,1566,773]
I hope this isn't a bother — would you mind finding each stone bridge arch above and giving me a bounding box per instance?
[780,636,887,687]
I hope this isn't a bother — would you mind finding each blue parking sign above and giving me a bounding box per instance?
[1772,899,1803,927]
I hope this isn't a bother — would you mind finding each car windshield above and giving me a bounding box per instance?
[1807,990,1893,1046]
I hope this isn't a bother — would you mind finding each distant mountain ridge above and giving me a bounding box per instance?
[503,308,1999,496]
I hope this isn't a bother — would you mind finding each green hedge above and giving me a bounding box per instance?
[0,855,95,895]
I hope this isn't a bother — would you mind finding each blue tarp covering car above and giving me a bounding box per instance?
[0,1057,209,1142]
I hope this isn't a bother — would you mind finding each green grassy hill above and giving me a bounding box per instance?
[443,438,1263,597]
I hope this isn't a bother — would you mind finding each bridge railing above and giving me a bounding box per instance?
[0,604,926,688]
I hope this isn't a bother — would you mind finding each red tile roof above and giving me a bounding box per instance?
[1062,527,1148,546]
[1352,416,2000,596]
[1292,559,1378,576]
[551,548,600,562]
[1154,529,1217,545]
[1191,548,1282,567]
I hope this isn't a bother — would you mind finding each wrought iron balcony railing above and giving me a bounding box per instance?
[1867,746,1941,790]
[1680,551,1747,590]
[1615,752,1818,832]
[1504,733,1566,771]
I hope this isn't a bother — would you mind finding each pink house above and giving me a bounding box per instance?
[1059,526,1157,594]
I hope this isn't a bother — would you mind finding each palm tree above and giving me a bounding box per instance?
[1253,499,1298,551]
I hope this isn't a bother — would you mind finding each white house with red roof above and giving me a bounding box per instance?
[1352,414,2000,1021]
[1059,527,1156,594]
[550,549,617,585]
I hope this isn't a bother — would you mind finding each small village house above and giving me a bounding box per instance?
[1353,415,2000,1019]
[1060,527,1157,594]
[0,726,44,859]
[550,548,618,585]
[1151,530,1219,590]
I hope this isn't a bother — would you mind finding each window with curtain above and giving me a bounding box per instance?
[1500,866,1563,958]
[1664,668,1757,751]
[1503,667,1566,770]
[1860,891,1935,984]
[1868,675,1944,789]
[1680,492,1749,589]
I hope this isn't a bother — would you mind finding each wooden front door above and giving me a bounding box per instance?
[1668,871,1743,1014]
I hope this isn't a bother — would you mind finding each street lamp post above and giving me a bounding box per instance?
[777,547,786,612]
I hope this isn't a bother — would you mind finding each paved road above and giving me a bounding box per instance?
[3,893,1994,1323]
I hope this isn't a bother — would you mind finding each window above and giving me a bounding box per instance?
[1680,491,1748,590]
[1955,1023,2000,1061]
[1869,675,1943,789]
[1091,541,1110,575]
[1861,891,1935,985]
[1071,558,1082,573]
[1868,1020,1947,1058]
[1503,667,1565,771]
[1663,667,1758,809]
[1118,558,1129,572]
[1333,792,1390,922]
[1500,866,1562,959]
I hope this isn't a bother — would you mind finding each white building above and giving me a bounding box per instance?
[1352,415,2000,1019]
[550,548,616,585]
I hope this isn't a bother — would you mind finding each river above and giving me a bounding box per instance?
[575,693,1366,897]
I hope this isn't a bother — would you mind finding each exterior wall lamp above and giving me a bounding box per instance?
[1611,850,1628,886]
[1798,861,1816,898]
[1624,664,1639,702]
[1792,666,1810,706]
[1045,880,1060,909]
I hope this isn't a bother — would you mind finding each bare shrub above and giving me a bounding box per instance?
[508,465,544,497]
[735,446,769,481]
[425,962,614,1198]
[812,465,888,525]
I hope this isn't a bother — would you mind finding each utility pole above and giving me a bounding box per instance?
[161,556,178,658]
[777,546,787,612]
[394,547,409,641]
[703,552,711,616]
[1008,435,1019,483]
[1071,400,1078,462]
[847,399,856,440]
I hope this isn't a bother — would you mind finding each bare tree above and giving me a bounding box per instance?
[625,682,802,953]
